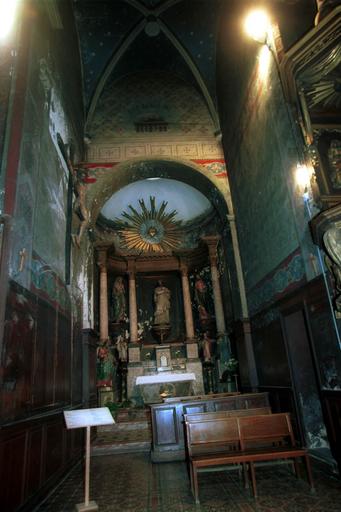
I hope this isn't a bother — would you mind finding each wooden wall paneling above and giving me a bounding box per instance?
[25,426,44,501]
[252,318,292,388]
[0,431,27,511]
[72,319,83,405]
[55,312,72,404]
[33,299,56,408]
[44,419,64,482]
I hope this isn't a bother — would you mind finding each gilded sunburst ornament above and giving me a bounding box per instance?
[116,196,182,253]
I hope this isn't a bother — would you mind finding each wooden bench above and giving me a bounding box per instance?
[185,413,314,504]
[184,406,271,423]
[163,392,240,403]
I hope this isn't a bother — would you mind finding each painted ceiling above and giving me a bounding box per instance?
[72,0,221,124]
[100,178,212,223]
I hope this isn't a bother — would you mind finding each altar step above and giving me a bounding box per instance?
[91,408,152,456]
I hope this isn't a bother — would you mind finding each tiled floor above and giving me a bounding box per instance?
[35,453,341,512]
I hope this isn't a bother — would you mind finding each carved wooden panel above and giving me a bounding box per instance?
[154,407,178,445]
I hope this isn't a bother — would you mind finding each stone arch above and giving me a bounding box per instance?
[86,157,231,227]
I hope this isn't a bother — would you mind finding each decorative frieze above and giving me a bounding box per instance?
[87,139,224,163]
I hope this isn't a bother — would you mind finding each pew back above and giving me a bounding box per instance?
[184,406,271,423]
[239,413,294,449]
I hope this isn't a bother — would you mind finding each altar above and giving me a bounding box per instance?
[96,234,230,403]
[136,372,196,403]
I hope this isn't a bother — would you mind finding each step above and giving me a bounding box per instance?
[98,420,150,432]
[91,440,151,456]
[92,414,152,456]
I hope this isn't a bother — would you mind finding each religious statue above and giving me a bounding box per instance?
[154,280,171,325]
[202,331,212,362]
[194,274,210,321]
[115,335,128,362]
[112,276,126,323]
[96,339,115,387]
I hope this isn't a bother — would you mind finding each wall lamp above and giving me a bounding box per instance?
[244,9,272,45]
[0,0,20,40]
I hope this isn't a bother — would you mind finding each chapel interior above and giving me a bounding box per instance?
[0,1,341,511]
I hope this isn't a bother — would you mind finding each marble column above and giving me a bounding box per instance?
[202,236,226,337]
[180,260,195,341]
[127,259,138,343]
[97,249,109,341]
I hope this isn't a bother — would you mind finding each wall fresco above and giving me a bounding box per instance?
[247,249,306,315]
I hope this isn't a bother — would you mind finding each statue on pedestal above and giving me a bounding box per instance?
[112,276,126,323]
[154,281,171,325]
[152,280,171,343]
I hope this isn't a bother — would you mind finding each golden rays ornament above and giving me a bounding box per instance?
[116,196,182,253]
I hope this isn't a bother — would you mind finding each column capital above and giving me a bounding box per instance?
[201,235,221,260]
[126,257,136,278]
[96,248,108,271]
[179,258,189,277]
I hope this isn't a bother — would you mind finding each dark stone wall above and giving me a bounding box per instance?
[0,2,85,510]
[216,0,341,467]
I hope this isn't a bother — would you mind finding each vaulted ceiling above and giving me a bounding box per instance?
[73,0,222,128]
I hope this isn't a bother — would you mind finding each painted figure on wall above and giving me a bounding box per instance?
[112,276,126,323]
[194,275,210,321]
[154,280,171,325]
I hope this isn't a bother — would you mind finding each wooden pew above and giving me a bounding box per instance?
[185,413,314,504]
[150,392,270,462]
[184,406,271,423]
[163,392,240,403]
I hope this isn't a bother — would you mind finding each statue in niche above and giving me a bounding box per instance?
[154,280,171,325]
[202,331,212,362]
[96,339,115,387]
[115,335,128,362]
[194,275,211,321]
[324,224,341,318]
[112,276,126,323]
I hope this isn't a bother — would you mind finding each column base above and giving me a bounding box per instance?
[75,501,98,512]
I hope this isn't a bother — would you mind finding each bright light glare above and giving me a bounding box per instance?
[258,45,271,79]
[244,9,271,43]
[296,164,312,189]
[0,0,20,40]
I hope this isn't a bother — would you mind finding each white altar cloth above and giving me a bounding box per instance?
[136,372,196,385]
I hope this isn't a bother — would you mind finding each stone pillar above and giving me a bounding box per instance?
[97,249,108,341]
[127,258,138,343]
[202,236,226,337]
[180,260,195,341]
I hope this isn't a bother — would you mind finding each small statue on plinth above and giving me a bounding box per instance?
[152,280,171,343]
[112,276,126,323]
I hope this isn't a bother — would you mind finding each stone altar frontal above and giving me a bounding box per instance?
[136,372,196,403]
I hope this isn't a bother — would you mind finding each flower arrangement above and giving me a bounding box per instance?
[225,357,239,375]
